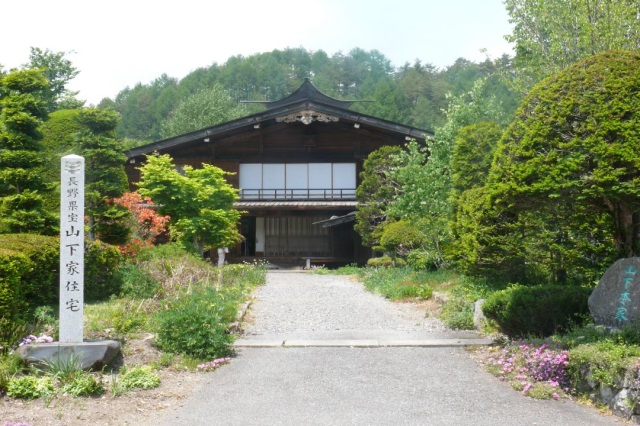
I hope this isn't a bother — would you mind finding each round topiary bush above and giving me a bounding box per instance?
[487,50,640,280]
[483,284,592,337]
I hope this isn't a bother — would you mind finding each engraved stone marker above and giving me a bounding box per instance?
[17,154,122,370]
[589,257,640,328]
[59,155,85,343]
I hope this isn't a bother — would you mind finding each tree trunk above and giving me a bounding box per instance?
[607,199,638,258]
[193,237,204,257]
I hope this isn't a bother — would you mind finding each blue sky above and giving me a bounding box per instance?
[2,0,513,105]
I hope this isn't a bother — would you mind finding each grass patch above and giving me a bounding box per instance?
[118,366,161,390]
[361,267,454,301]
[314,264,362,276]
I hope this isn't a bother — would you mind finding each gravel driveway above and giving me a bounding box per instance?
[156,271,619,426]
[240,271,480,343]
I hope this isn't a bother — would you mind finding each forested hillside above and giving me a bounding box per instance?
[97,47,520,144]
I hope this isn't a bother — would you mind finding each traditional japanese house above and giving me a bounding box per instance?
[125,79,430,267]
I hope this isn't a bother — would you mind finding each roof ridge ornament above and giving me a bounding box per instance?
[276,110,339,125]
[242,78,368,110]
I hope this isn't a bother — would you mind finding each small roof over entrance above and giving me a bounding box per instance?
[313,211,357,228]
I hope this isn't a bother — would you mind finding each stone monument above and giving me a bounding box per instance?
[18,155,121,370]
[589,257,640,328]
[60,154,85,343]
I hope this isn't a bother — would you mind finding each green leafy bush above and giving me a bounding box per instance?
[113,308,148,334]
[568,342,640,388]
[0,234,124,319]
[483,285,591,337]
[361,266,436,301]
[406,250,439,270]
[85,239,124,301]
[6,376,54,399]
[118,262,161,298]
[441,298,475,330]
[0,248,32,324]
[118,365,160,390]
[0,318,31,356]
[0,353,24,394]
[154,288,235,359]
[0,235,58,310]
[59,372,104,396]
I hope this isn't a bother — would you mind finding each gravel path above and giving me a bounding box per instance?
[156,271,619,426]
[242,271,478,341]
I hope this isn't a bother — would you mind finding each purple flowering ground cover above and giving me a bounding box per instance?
[482,340,572,400]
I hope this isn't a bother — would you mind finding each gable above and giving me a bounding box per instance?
[125,80,430,163]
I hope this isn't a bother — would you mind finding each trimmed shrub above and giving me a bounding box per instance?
[379,220,426,258]
[85,239,123,301]
[0,248,31,325]
[0,235,58,310]
[367,256,406,268]
[483,285,591,337]
[0,234,123,316]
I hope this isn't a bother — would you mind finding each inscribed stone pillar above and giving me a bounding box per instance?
[59,155,85,343]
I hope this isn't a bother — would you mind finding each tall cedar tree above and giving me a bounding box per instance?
[355,145,404,248]
[0,69,56,234]
[75,108,130,244]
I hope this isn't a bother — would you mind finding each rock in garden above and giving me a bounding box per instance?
[589,257,640,328]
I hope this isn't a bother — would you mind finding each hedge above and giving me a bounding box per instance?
[483,284,592,337]
[0,234,123,323]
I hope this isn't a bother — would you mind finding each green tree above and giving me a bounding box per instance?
[504,0,640,90]
[137,154,241,254]
[114,74,179,142]
[75,109,130,244]
[388,79,507,267]
[392,79,506,216]
[160,84,248,138]
[451,121,503,195]
[355,145,404,247]
[0,69,56,234]
[396,61,449,131]
[480,50,639,282]
[23,47,82,112]
[39,109,84,210]
[448,121,505,273]
[355,78,411,124]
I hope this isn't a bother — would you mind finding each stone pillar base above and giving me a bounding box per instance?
[16,340,122,371]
